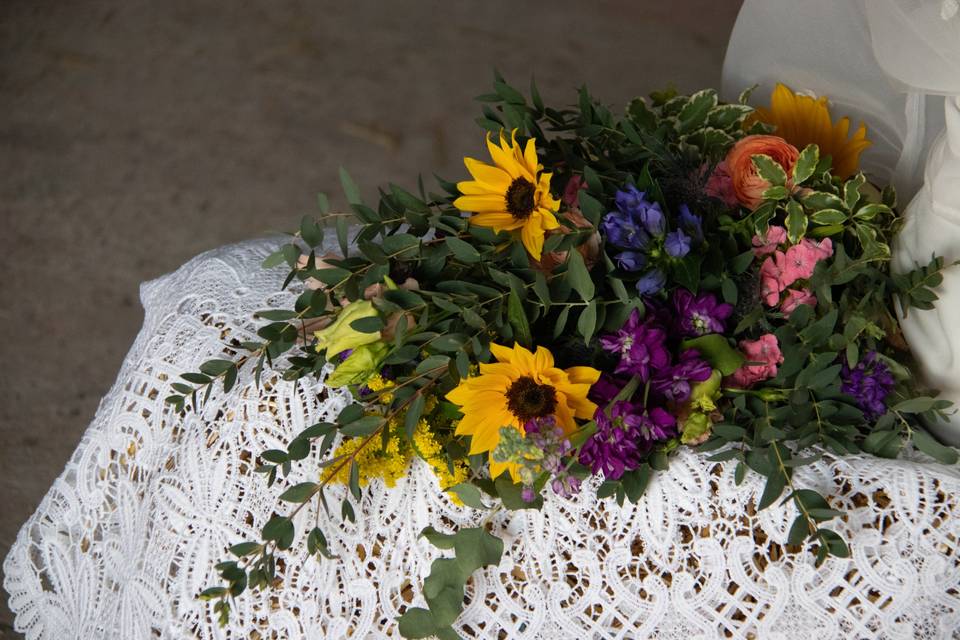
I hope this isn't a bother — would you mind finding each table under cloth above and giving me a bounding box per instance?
[5,237,960,640]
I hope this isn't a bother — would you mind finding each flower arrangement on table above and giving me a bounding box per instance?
[167,76,957,638]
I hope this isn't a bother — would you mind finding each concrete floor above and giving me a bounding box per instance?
[0,0,742,635]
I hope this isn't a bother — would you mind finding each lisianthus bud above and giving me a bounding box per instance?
[314,299,381,358]
[326,342,390,388]
[680,412,712,445]
[688,370,722,413]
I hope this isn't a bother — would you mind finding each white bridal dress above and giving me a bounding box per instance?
[5,2,960,639]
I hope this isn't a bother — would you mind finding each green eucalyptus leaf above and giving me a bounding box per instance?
[566,251,595,301]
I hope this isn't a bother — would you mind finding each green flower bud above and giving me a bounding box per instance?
[754,388,789,402]
[326,342,389,388]
[689,370,722,413]
[680,412,712,445]
[314,300,381,358]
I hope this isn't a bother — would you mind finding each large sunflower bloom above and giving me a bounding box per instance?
[453,130,561,260]
[446,342,600,479]
[752,83,871,179]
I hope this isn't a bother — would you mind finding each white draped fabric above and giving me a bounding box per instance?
[5,237,960,639]
[723,0,960,444]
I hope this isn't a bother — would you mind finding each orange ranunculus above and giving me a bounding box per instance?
[725,135,800,211]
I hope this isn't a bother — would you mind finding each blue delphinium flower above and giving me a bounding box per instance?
[602,186,665,250]
[615,251,646,271]
[638,204,665,237]
[636,269,666,296]
[601,213,650,250]
[678,204,704,244]
[665,229,691,258]
[615,185,647,215]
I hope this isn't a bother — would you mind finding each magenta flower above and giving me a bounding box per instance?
[579,401,677,480]
[672,289,734,337]
[652,349,713,403]
[579,402,647,479]
[841,351,895,420]
[637,406,677,443]
[599,309,671,380]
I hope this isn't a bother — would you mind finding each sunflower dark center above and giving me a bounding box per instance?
[505,376,558,423]
[505,177,536,219]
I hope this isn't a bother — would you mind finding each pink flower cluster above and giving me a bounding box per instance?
[728,334,783,388]
[753,226,832,317]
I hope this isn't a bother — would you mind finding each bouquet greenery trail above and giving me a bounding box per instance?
[168,73,957,638]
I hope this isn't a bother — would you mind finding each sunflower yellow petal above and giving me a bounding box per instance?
[464,157,512,188]
[520,220,546,260]
[472,212,524,230]
[489,342,515,364]
[565,366,601,385]
[454,194,508,213]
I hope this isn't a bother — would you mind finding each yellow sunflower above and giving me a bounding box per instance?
[752,83,871,179]
[453,130,561,260]
[446,342,600,478]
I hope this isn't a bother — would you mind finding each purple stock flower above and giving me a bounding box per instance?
[599,309,671,380]
[678,204,704,244]
[636,269,666,296]
[636,406,677,443]
[588,374,624,405]
[841,351,896,420]
[672,288,734,337]
[665,229,691,258]
[615,250,646,271]
[579,401,646,479]
[652,349,713,403]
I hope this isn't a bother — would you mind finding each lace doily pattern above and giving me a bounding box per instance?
[5,237,960,639]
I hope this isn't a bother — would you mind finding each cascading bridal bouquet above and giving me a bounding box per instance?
[168,75,957,638]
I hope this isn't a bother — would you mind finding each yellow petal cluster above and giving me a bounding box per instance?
[453,130,560,260]
[751,83,870,179]
[322,400,468,503]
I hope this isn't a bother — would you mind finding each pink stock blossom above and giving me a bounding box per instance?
[562,175,587,207]
[704,161,738,207]
[752,225,788,257]
[801,237,833,261]
[782,237,834,286]
[781,288,817,317]
[728,334,784,388]
[759,252,788,306]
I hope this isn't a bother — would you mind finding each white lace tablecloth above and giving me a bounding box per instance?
[5,237,960,640]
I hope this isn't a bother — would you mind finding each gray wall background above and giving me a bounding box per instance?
[0,1,742,634]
